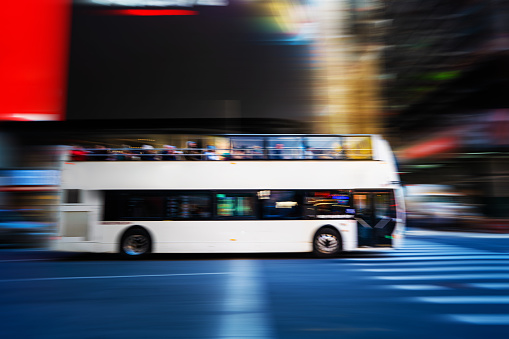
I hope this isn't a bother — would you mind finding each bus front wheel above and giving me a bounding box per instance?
[313,227,342,258]
[120,227,152,258]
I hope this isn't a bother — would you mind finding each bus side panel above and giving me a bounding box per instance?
[98,220,357,254]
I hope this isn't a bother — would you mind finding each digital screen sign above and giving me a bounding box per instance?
[0,1,71,121]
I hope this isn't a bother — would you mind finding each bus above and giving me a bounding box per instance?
[53,134,405,257]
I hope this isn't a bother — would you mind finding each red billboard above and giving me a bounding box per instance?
[0,0,71,121]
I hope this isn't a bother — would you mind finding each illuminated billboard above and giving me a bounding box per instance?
[0,1,71,121]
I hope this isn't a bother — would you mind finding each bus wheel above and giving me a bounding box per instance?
[313,228,342,258]
[120,228,151,257]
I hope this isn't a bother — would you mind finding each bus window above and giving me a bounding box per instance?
[374,193,396,220]
[120,193,165,220]
[267,137,303,159]
[342,136,372,160]
[303,137,342,159]
[230,137,265,160]
[353,193,372,219]
[63,189,82,204]
[167,194,212,219]
[304,191,351,218]
[216,193,257,218]
[260,190,301,219]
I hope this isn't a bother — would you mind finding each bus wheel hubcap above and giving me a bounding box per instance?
[316,234,339,253]
[124,235,149,255]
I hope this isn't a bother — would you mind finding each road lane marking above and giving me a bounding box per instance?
[416,296,509,304]
[393,248,497,255]
[386,251,494,256]
[362,266,509,273]
[406,230,509,238]
[392,249,479,252]
[447,314,509,324]
[218,260,275,339]
[0,258,53,263]
[374,274,509,280]
[350,260,509,266]
[0,272,228,283]
[469,283,509,289]
[388,285,451,290]
[344,255,509,261]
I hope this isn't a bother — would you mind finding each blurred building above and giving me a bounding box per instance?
[311,0,386,134]
[382,0,509,217]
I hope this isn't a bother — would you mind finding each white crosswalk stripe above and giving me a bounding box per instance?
[347,238,509,325]
[416,296,509,304]
[351,260,509,266]
[362,266,509,272]
[470,283,509,289]
[376,273,509,280]
[345,255,509,261]
[447,314,509,325]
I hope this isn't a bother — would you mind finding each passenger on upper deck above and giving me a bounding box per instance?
[89,145,109,161]
[115,144,132,161]
[141,145,160,161]
[185,141,202,160]
[203,145,220,160]
[160,145,178,161]
[272,143,285,160]
[304,147,315,160]
[232,146,246,160]
[251,146,264,159]
[70,145,88,161]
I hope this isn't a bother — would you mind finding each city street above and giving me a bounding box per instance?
[1,229,508,339]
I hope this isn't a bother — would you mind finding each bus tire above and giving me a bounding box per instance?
[313,227,342,258]
[120,227,152,258]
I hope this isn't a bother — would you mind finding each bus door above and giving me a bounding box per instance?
[353,191,396,247]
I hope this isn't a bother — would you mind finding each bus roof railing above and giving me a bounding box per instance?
[67,134,375,161]
[69,147,373,161]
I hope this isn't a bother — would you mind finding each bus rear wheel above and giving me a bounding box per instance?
[120,228,151,257]
[313,228,342,258]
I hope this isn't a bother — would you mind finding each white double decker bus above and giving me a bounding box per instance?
[54,134,405,257]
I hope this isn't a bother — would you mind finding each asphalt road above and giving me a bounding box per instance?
[1,229,508,339]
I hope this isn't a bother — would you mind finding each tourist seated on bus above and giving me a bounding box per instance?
[185,141,202,160]
[70,145,88,161]
[160,145,178,161]
[250,146,264,159]
[304,147,315,159]
[203,145,220,160]
[89,145,109,161]
[232,147,246,160]
[115,144,133,161]
[221,151,232,160]
[270,143,285,159]
[337,146,349,160]
[141,145,160,161]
